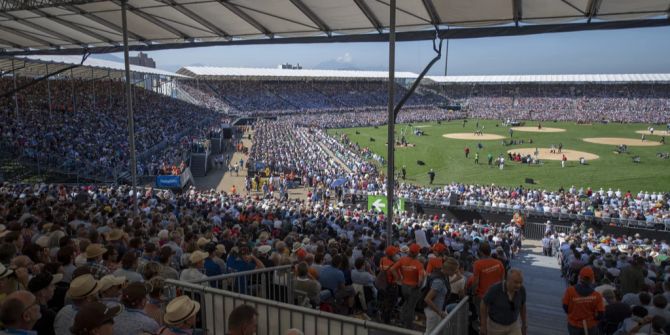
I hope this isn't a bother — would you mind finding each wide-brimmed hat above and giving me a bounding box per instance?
[122,282,149,302]
[164,295,200,326]
[85,243,108,259]
[196,237,211,248]
[28,272,63,293]
[257,245,272,255]
[68,274,101,299]
[107,229,124,241]
[70,302,122,335]
[99,275,127,292]
[189,250,208,264]
[35,235,51,248]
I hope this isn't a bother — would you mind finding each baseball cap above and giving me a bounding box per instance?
[385,246,399,257]
[409,243,421,255]
[579,266,595,281]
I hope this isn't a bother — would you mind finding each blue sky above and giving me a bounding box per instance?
[108,26,670,75]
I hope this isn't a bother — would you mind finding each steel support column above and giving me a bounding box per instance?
[122,0,138,212]
[12,59,18,120]
[46,63,52,117]
[386,0,396,247]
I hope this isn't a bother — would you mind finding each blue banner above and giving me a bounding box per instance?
[156,175,181,188]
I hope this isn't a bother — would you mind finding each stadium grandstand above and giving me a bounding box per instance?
[1,1,670,335]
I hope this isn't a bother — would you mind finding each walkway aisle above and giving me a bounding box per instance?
[193,130,309,199]
[193,131,252,193]
[512,240,567,335]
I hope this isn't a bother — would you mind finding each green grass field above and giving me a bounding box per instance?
[328,120,670,193]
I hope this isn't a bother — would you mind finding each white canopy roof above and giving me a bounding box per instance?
[427,73,670,84]
[0,0,668,54]
[177,66,418,80]
[0,55,183,79]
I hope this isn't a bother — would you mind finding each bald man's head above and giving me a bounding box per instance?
[506,268,524,293]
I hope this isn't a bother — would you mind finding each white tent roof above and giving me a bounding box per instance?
[0,0,668,53]
[426,73,670,84]
[177,66,418,80]
[0,55,183,79]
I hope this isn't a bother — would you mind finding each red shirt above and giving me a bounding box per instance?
[473,258,505,297]
[390,256,425,287]
[562,286,604,328]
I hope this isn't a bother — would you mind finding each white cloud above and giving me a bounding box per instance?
[336,52,352,63]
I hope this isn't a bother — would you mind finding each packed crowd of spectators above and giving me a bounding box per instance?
[280,107,464,128]
[551,223,670,334]
[0,78,227,180]
[0,181,524,334]
[177,80,232,113]
[434,83,670,123]
[178,80,449,116]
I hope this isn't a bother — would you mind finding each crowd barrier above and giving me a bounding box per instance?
[523,222,573,240]
[190,265,294,304]
[428,297,469,335]
[165,279,422,335]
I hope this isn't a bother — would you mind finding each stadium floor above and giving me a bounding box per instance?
[516,240,567,335]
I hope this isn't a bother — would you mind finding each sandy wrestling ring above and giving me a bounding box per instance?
[508,148,600,161]
[442,133,505,140]
[510,126,566,133]
[636,130,670,136]
[583,137,662,146]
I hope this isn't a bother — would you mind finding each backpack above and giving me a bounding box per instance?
[375,259,394,291]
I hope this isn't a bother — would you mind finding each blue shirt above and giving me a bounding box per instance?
[319,265,344,293]
[226,256,256,294]
[204,258,222,277]
[113,308,159,335]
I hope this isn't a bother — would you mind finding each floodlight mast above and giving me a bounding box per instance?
[386,0,395,247]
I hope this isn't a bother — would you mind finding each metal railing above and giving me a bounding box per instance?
[402,198,670,231]
[165,279,422,335]
[190,265,294,304]
[523,222,573,240]
[428,297,469,335]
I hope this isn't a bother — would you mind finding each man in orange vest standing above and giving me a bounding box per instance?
[391,243,425,329]
[562,266,605,335]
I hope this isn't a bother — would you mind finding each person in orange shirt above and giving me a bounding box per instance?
[472,243,505,315]
[562,266,604,335]
[426,243,448,274]
[379,246,399,324]
[230,185,237,194]
[391,243,425,329]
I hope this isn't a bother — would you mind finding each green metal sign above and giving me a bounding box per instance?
[367,195,405,214]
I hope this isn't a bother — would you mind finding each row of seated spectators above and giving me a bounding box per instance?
[177,81,231,112]
[246,120,373,192]
[392,182,670,226]
[434,83,670,123]
[179,80,448,114]
[0,77,226,180]
[279,107,465,128]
